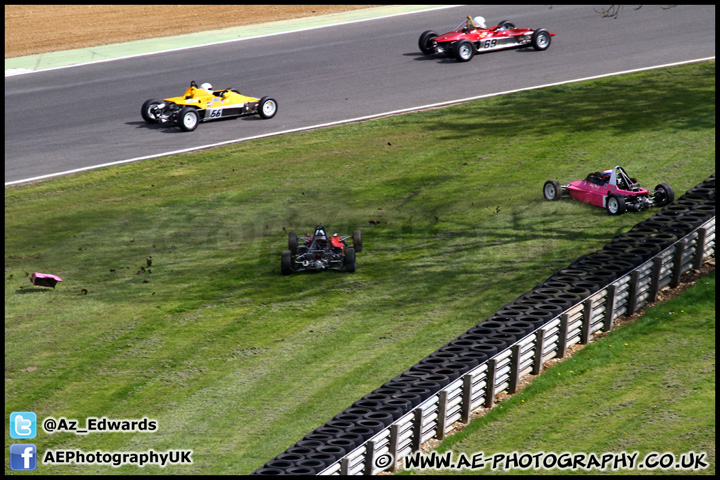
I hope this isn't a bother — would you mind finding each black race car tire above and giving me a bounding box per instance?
[531,29,552,51]
[543,180,561,201]
[353,230,362,253]
[418,30,438,55]
[141,99,163,123]
[343,247,356,273]
[653,183,675,206]
[281,250,293,275]
[454,40,475,62]
[497,20,516,28]
[606,194,626,215]
[259,96,278,119]
[178,107,199,131]
[288,232,298,255]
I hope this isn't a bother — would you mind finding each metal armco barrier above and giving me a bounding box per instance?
[253,173,715,476]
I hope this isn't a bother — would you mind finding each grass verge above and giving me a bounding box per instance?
[4,61,715,474]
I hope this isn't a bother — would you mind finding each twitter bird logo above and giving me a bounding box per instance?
[10,412,37,439]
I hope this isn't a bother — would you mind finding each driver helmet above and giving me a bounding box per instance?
[200,82,213,93]
[314,224,327,241]
[602,168,612,181]
[473,16,486,29]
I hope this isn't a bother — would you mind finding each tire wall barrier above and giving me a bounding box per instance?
[253,173,715,476]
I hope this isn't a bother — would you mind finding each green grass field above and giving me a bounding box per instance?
[4,61,715,475]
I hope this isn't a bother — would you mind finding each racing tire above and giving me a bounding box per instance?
[288,232,298,255]
[354,419,386,434]
[343,247,356,273]
[653,183,675,207]
[274,452,305,463]
[315,445,348,461]
[284,446,315,457]
[344,426,375,441]
[326,437,357,452]
[543,180,561,200]
[283,467,316,475]
[401,386,434,401]
[686,204,715,220]
[281,250,293,275]
[418,30,438,55]
[606,194,626,215]
[680,188,714,202]
[178,107,199,131]
[258,96,278,119]
[497,20,516,28]
[454,40,475,62]
[293,459,326,474]
[386,395,418,413]
[364,412,395,427]
[353,230,362,253]
[264,459,295,470]
[254,467,287,475]
[141,99,163,123]
[531,29,552,51]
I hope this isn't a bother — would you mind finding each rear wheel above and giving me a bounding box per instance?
[543,180,561,201]
[454,40,475,62]
[288,232,298,254]
[141,99,163,123]
[177,107,199,131]
[418,30,438,55]
[531,29,551,50]
[653,183,675,206]
[281,250,293,275]
[343,247,356,273]
[353,230,362,253]
[258,96,278,119]
[607,195,626,215]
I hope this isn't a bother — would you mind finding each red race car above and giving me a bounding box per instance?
[543,166,675,215]
[418,15,555,62]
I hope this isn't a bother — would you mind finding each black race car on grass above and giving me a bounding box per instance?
[281,225,362,275]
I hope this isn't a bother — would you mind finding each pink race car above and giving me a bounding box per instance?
[418,15,554,62]
[543,166,674,215]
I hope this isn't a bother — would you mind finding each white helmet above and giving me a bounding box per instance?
[473,16,486,29]
[200,82,213,92]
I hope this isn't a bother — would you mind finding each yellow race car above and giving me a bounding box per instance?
[141,81,277,131]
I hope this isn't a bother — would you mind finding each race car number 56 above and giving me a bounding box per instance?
[207,109,223,119]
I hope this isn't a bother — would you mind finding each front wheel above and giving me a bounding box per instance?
[258,96,278,119]
[141,99,163,123]
[497,20,516,29]
[543,180,561,201]
[352,230,362,253]
[418,30,438,55]
[531,29,551,51]
[454,40,475,62]
[343,247,356,273]
[607,195,626,215]
[177,107,199,131]
[653,183,675,206]
[281,250,293,275]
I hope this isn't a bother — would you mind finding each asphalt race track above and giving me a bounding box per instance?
[4,5,715,185]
